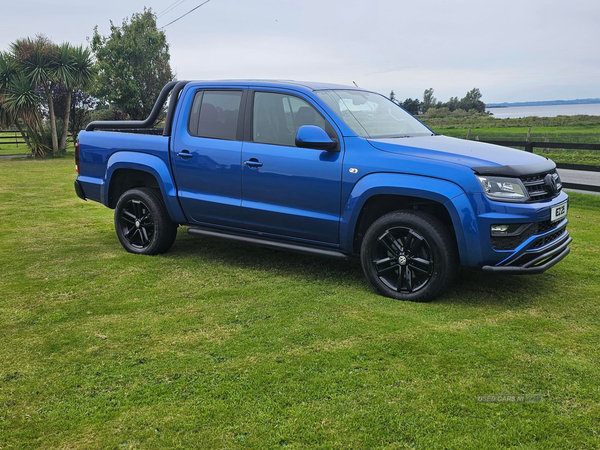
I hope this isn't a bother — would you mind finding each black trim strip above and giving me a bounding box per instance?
[187,227,348,259]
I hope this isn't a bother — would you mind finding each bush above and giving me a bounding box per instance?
[89,107,129,122]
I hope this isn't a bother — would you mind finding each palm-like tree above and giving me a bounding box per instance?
[11,36,61,154]
[0,51,41,154]
[1,36,96,157]
[58,45,93,152]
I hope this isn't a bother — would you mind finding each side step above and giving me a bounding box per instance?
[187,227,349,259]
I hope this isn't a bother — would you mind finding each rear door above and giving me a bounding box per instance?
[171,87,246,227]
[240,89,344,244]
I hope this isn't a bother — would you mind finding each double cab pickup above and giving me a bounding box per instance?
[75,80,571,302]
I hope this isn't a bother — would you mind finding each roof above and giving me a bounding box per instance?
[183,79,364,92]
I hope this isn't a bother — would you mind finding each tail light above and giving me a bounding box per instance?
[75,140,80,172]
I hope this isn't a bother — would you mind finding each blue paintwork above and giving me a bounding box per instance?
[170,85,244,228]
[76,79,569,271]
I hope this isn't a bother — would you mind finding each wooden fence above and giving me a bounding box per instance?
[0,129,26,147]
[481,140,600,193]
[0,130,75,152]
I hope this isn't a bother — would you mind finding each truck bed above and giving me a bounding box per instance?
[77,130,171,204]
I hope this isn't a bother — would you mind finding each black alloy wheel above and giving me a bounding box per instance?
[119,199,155,249]
[360,210,457,302]
[114,188,177,255]
[373,227,434,293]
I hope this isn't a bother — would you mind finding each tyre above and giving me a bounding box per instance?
[360,210,457,302]
[114,187,178,255]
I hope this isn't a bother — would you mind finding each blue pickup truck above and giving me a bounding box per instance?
[75,80,571,302]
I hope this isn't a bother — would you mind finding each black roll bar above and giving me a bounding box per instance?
[85,80,188,134]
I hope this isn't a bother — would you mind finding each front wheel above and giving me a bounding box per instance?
[360,210,458,302]
[114,188,177,255]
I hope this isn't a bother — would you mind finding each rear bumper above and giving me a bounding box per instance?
[74,180,86,201]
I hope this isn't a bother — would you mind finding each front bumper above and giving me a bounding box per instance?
[483,231,571,274]
[469,190,571,273]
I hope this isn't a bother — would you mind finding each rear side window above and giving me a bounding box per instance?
[252,92,333,147]
[188,90,242,140]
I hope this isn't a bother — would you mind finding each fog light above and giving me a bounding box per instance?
[491,225,510,234]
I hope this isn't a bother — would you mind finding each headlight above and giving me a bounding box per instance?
[476,176,529,202]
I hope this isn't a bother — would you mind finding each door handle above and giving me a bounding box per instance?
[244,158,263,168]
[177,149,193,159]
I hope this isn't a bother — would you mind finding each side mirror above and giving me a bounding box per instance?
[295,125,338,151]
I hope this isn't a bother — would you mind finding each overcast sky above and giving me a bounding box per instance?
[1,0,598,103]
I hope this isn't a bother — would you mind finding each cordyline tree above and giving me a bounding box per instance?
[0,35,94,156]
[91,9,174,120]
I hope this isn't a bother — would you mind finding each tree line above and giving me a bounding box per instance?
[390,87,487,118]
[0,9,173,157]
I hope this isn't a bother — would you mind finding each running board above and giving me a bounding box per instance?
[187,227,348,259]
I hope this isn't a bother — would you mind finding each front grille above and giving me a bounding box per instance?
[531,228,566,249]
[537,219,558,234]
[521,170,562,202]
[492,219,564,250]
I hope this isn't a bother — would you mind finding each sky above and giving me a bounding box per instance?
[1,0,599,103]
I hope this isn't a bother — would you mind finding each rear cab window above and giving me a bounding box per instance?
[188,90,243,140]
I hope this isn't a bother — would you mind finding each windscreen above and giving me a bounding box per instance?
[315,90,432,139]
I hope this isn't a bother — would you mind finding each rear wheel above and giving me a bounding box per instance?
[114,188,177,255]
[360,210,457,302]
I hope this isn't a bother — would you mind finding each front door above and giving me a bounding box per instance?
[171,88,245,227]
[241,90,343,244]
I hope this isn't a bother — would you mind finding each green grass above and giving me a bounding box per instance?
[0,142,31,155]
[432,125,600,144]
[1,157,600,449]
[0,142,75,156]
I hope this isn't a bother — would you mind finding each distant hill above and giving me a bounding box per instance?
[487,98,600,108]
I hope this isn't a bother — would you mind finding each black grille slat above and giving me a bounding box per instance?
[491,218,564,250]
[520,170,561,202]
[522,180,545,187]
[532,229,567,249]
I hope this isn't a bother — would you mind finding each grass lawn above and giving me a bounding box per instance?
[428,125,600,143]
[1,157,600,449]
[0,142,75,156]
[0,142,31,155]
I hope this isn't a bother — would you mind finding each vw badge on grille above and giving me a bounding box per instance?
[544,173,558,194]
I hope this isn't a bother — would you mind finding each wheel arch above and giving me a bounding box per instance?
[340,173,481,266]
[104,151,187,224]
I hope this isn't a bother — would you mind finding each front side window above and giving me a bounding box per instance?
[252,92,332,147]
[315,90,432,139]
[188,90,242,140]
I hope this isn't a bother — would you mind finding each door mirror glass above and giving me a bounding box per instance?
[295,125,337,151]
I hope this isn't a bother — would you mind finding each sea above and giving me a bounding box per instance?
[486,103,600,119]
